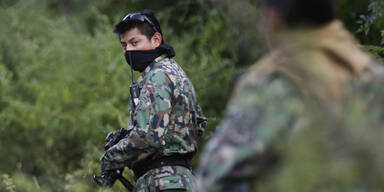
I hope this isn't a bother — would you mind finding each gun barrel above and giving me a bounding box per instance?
[118,176,134,191]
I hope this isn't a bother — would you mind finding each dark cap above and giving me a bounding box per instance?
[262,0,336,27]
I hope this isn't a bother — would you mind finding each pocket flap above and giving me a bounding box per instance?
[158,175,187,191]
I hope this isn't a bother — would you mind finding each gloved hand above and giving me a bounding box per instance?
[105,128,130,150]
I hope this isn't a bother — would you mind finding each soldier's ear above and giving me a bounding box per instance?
[151,32,162,48]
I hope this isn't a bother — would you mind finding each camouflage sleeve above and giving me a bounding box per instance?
[196,74,300,192]
[101,70,173,171]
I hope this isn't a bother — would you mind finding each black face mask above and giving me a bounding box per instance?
[124,44,175,72]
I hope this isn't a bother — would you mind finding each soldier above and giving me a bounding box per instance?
[98,10,206,192]
[197,0,384,191]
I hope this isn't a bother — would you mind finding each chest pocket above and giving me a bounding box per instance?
[156,175,187,191]
[151,166,192,191]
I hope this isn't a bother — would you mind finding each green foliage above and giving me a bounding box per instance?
[358,0,384,61]
[1,174,16,192]
[357,0,384,44]
[0,2,137,191]
[355,0,384,61]
[362,44,384,62]
[338,0,384,62]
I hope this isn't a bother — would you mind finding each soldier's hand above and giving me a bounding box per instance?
[105,128,130,150]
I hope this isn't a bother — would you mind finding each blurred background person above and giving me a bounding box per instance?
[196,0,384,191]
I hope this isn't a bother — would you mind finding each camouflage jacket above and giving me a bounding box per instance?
[196,21,384,192]
[101,55,206,171]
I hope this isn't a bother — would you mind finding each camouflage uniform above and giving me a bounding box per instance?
[196,20,384,192]
[101,55,205,192]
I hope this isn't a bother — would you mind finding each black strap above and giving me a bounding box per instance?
[132,153,193,180]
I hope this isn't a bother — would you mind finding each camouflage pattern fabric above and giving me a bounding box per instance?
[196,20,384,192]
[134,166,196,192]
[100,55,205,191]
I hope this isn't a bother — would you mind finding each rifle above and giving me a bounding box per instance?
[93,170,134,191]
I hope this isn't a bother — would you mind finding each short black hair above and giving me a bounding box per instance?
[262,0,336,27]
[113,10,164,43]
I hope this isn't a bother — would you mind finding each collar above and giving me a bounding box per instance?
[137,54,168,84]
